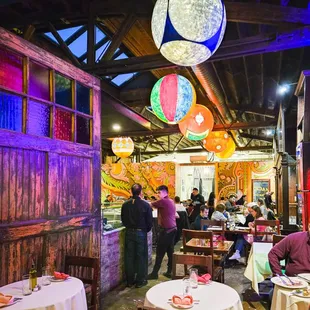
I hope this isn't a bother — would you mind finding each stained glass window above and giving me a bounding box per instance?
[27,100,50,137]
[55,108,72,141]
[0,91,22,132]
[55,73,72,108]
[0,48,23,92]
[77,116,91,145]
[29,62,50,101]
[76,83,90,114]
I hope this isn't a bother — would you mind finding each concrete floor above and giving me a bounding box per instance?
[101,245,270,310]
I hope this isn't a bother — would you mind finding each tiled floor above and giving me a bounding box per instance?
[101,246,270,310]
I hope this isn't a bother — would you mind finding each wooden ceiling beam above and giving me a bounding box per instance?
[65,25,87,45]
[240,133,273,143]
[102,120,277,138]
[84,26,310,75]
[228,104,277,118]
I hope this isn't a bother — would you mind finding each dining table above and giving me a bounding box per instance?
[144,279,243,310]
[185,239,234,255]
[0,277,87,310]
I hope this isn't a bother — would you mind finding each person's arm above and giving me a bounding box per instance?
[145,205,153,232]
[121,204,128,227]
[151,199,163,209]
[268,237,290,275]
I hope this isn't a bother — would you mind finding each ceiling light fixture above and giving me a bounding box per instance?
[112,124,121,131]
[278,85,289,95]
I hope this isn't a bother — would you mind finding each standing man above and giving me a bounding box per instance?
[148,185,177,279]
[189,188,205,222]
[121,183,153,288]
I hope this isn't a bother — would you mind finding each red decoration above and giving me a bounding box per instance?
[203,131,229,153]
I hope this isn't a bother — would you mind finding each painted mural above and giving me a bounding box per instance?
[217,161,274,201]
[101,162,176,202]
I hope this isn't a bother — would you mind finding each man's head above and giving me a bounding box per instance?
[200,205,208,217]
[156,185,169,199]
[192,188,199,196]
[131,183,142,197]
[216,203,225,213]
[229,194,236,203]
[174,196,181,203]
[257,198,264,206]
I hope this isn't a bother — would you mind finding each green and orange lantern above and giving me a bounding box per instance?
[178,104,214,140]
[215,136,236,159]
[203,131,229,153]
[112,137,134,158]
[150,74,196,124]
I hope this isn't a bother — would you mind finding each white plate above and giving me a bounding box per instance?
[298,273,310,281]
[0,298,20,308]
[171,303,193,309]
[271,276,308,289]
[292,289,310,298]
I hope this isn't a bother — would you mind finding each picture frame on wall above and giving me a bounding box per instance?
[252,179,270,202]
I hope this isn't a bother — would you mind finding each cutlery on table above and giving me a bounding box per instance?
[276,273,288,285]
[294,274,310,283]
[283,274,295,285]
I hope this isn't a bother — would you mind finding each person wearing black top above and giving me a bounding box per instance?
[189,188,205,222]
[121,183,153,288]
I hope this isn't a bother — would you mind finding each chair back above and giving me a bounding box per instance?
[254,220,280,242]
[65,255,99,309]
[200,220,225,239]
[272,234,286,246]
[172,253,213,280]
[182,229,214,256]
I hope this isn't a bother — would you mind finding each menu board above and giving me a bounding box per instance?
[252,179,270,202]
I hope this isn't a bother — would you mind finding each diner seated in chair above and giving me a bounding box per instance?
[211,203,228,222]
[190,205,208,230]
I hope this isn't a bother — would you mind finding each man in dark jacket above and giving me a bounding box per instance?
[189,188,205,222]
[121,183,153,288]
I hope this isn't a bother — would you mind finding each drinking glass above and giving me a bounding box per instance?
[189,268,198,289]
[42,267,51,286]
[182,276,191,296]
[22,275,32,296]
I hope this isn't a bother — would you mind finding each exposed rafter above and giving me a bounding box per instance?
[240,133,273,143]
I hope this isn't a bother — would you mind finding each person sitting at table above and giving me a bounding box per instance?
[239,203,255,227]
[191,205,208,230]
[206,192,216,219]
[225,194,239,212]
[236,195,246,206]
[211,203,228,222]
[268,223,310,276]
[229,205,265,261]
[257,198,268,219]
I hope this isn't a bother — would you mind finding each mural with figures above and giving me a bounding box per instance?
[217,161,274,202]
[101,162,176,202]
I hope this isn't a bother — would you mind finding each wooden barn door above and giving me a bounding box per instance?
[0,26,101,288]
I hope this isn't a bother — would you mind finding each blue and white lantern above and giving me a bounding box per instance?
[151,0,226,66]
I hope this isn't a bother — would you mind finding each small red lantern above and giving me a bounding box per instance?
[178,104,214,140]
[203,131,229,153]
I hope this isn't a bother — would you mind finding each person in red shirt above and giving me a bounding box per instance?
[268,224,310,276]
[148,185,177,279]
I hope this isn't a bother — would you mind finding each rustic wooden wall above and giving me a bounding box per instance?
[0,26,101,288]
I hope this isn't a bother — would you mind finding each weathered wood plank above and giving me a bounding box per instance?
[16,149,23,221]
[8,148,16,222]
[2,148,10,223]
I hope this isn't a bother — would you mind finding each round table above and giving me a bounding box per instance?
[145,280,243,310]
[0,277,87,310]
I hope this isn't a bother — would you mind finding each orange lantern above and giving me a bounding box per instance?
[112,137,134,158]
[203,131,229,153]
[216,137,236,159]
[178,104,214,140]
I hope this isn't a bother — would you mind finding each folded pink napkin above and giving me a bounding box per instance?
[197,273,211,283]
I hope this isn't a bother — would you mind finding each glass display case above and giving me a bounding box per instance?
[101,203,123,231]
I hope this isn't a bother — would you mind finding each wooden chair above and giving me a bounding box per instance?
[200,219,225,240]
[254,220,280,242]
[272,234,286,246]
[65,255,99,310]
[172,253,213,280]
[182,229,224,283]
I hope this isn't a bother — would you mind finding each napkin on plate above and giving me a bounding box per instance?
[197,273,211,284]
[54,271,70,280]
[172,295,193,305]
[0,293,13,307]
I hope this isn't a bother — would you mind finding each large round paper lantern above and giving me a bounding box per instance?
[178,104,214,140]
[203,131,229,153]
[216,137,236,159]
[151,0,226,66]
[112,137,134,158]
[150,74,196,124]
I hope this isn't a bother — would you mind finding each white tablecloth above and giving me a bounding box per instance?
[244,242,273,294]
[0,277,87,310]
[144,279,243,310]
[271,285,310,310]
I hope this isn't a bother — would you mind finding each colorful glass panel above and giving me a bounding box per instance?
[55,108,72,141]
[76,83,90,115]
[29,62,50,100]
[0,91,22,132]
[77,116,90,145]
[27,100,50,137]
[0,48,23,92]
[55,74,72,108]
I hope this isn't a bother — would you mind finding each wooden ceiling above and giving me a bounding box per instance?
[1,0,310,160]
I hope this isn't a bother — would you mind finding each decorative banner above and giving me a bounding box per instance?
[150,74,196,124]
[203,131,229,153]
[112,137,134,158]
[215,137,236,159]
[178,104,214,140]
[152,0,226,66]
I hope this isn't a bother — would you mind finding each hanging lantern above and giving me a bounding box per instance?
[216,137,236,159]
[150,74,196,124]
[151,0,226,66]
[112,137,134,158]
[203,131,229,153]
[178,104,214,140]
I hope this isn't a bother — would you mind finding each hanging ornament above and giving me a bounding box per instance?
[203,131,229,153]
[112,137,134,158]
[151,0,226,66]
[150,74,196,124]
[215,137,236,159]
[178,104,214,140]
